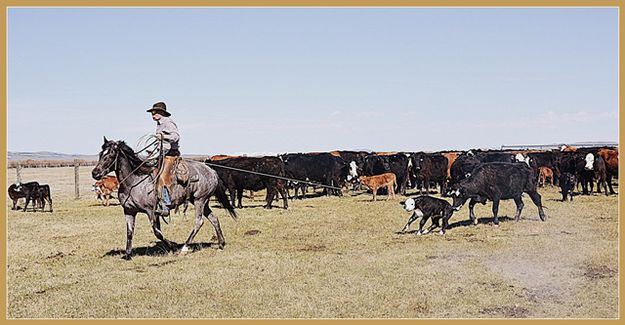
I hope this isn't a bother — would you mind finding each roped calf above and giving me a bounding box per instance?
[358,173,397,201]
[400,195,455,235]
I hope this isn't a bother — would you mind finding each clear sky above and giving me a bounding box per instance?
[7,7,618,155]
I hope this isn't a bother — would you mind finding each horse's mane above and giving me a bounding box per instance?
[118,141,155,175]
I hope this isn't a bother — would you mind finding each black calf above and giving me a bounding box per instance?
[400,195,455,235]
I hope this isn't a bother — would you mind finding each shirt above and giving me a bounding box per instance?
[156,116,180,152]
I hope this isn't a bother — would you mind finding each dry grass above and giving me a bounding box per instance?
[6,167,619,319]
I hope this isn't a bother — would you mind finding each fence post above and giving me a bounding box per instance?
[74,159,80,199]
[16,163,22,183]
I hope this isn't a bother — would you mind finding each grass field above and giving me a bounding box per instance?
[6,166,619,319]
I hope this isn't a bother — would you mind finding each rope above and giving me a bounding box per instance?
[204,162,343,191]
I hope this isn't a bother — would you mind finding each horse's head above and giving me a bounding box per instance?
[92,137,120,180]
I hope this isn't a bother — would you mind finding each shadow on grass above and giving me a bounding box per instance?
[394,216,515,234]
[102,241,216,258]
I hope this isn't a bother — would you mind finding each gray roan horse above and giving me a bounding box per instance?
[92,137,237,260]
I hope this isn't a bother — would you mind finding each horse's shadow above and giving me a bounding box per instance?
[102,241,215,258]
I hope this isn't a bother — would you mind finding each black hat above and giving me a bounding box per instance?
[147,102,171,117]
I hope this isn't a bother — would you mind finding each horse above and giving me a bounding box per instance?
[91,137,237,260]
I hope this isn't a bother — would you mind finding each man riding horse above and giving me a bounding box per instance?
[147,101,179,216]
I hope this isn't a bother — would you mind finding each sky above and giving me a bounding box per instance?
[7,7,619,156]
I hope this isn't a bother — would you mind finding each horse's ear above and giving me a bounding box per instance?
[103,136,109,144]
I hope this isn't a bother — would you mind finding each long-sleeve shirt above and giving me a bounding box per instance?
[156,116,180,153]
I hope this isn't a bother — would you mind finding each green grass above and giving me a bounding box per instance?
[6,167,619,319]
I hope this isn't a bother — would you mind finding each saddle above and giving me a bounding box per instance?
[155,156,196,188]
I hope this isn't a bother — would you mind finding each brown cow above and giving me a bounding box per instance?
[561,145,577,152]
[538,167,554,187]
[597,148,618,194]
[93,175,119,206]
[209,154,240,161]
[358,173,397,201]
[441,152,459,179]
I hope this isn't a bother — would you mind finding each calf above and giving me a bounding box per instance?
[13,181,42,212]
[35,184,53,212]
[363,153,410,195]
[8,183,27,210]
[538,167,554,187]
[358,173,396,201]
[450,162,546,225]
[559,172,577,202]
[400,196,455,235]
[92,175,119,206]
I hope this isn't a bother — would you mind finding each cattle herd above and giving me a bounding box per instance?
[7,145,619,236]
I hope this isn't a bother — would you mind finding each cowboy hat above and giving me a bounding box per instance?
[146,102,171,117]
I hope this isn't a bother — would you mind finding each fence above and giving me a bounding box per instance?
[8,159,89,199]
[500,142,618,151]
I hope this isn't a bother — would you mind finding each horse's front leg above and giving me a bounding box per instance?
[148,211,175,251]
[179,199,207,255]
[122,209,137,260]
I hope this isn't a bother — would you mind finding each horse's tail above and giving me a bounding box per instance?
[215,178,237,220]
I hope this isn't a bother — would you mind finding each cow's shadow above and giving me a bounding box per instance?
[103,241,215,258]
[395,216,515,234]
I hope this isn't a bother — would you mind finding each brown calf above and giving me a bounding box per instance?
[538,167,554,187]
[94,175,119,206]
[359,173,397,201]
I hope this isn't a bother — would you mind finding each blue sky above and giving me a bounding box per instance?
[7,7,618,155]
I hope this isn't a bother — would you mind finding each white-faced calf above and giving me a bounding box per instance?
[400,195,455,235]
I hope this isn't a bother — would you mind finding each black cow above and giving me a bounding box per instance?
[559,172,577,202]
[400,195,455,235]
[477,151,516,163]
[280,153,347,199]
[576,152,609,196]
[528,151,559,184]
[10,181,42,212]
[449,153,482,185]
[208,156,288,209]
[333,150,370,190]
[409,152,448,195]
[450,162,546,225]
[362,153,410,195]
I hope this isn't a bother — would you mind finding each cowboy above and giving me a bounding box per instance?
[147,101,180,216]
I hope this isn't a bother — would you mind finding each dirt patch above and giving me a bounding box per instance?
[298,244,326,252]
[46,251,74,259]
[481,305,530,318]
[583,265,616,280]
[244,229,261,236]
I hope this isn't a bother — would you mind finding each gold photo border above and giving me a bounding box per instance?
[1,1,621,323]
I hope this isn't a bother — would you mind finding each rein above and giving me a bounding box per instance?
[112,146,157,206]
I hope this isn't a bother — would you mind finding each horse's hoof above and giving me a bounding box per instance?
[177,246,191,256]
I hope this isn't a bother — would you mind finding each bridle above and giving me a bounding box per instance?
[99,143,156,205]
